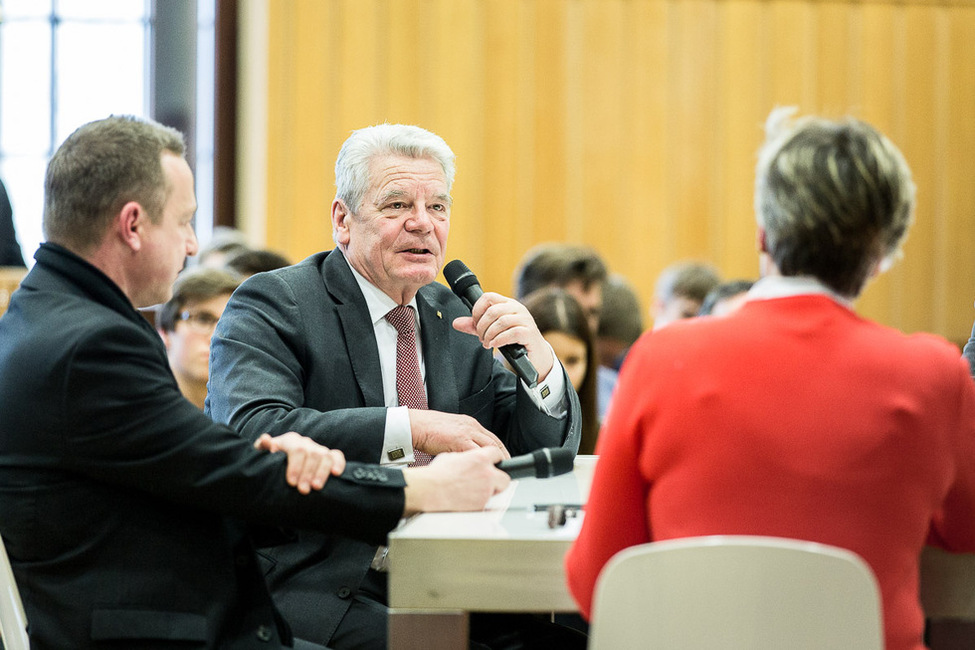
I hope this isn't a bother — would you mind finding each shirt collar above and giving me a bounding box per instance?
[342,252,419,326]
[746,275,853,309]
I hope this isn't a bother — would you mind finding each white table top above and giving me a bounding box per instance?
[387,455,597,612]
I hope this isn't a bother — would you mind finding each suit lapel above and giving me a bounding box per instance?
[322,251,385,408]
[416,289,458,413]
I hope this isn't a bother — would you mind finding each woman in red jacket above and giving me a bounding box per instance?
[566,108,975,650]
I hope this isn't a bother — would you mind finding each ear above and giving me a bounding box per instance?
[117,201,147,252]
[650,297,665,320]
[157,327,172,351]
[331,199,352,246]
[755,227,768,253]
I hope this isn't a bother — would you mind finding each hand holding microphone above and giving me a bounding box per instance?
[444,260,547,388]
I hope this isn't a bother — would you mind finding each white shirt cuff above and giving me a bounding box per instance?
[523,344,568,418]
[382,406,414,466]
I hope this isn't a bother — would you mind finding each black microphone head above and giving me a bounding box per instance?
[534,447,576,479]
[443,259,480,296]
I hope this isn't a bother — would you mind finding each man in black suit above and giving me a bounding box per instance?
[206,124,582,648]
[0,115,509,650]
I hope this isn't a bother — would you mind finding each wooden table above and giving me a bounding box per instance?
[387,455,596,650]
[386,453,975,649]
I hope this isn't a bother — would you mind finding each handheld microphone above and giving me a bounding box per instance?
[496,447,575,480]
[443,260,539,388]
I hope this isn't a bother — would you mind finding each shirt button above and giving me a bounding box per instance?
[256,625,272,642]
[338,586,352,599]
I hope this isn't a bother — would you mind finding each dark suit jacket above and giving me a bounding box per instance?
[206,249,581,644]
[963,320,975,379]
[0,179,25,267]
[0,243,408,650]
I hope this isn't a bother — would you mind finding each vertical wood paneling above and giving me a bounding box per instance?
[717,0,765,280]
[531,0,569,262]
[851,1,897,322]
[622,0,671,293]
[896,6,939,334]
[262,0,975,342]
[579,2,626,258]
[945,8,975,339]
[669,0,720,262]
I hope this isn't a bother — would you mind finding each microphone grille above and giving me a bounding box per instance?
[534,447,575,478]
[549,448,575,477]
[443,259,479,294]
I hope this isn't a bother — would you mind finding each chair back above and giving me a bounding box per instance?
[588,535,883,650]
[0,536,28,650]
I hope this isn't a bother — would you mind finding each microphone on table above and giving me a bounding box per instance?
[443,259,539,389]
[496,447,575,480]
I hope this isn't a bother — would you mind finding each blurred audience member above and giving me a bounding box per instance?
[523,288,599,454]
[514,243,608,334]
[225,248,292,278]
[594,274,644,421]
[514,243,611,421]
[698,279,755,317]
[650,260,720,329]
[0,178,25,267]
[596,274,643,371]
[157,268,241,409]
[197,226,250,269]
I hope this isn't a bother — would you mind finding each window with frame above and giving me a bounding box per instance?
[0,0,215,267]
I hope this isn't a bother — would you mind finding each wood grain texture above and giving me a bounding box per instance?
[261,0,975,341]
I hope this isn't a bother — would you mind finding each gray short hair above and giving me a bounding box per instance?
[654,261,720,303]
[43,115,185,253]
[755,107,915,297]
[334,123,456,214]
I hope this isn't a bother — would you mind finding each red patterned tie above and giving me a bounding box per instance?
[385,306,433,466]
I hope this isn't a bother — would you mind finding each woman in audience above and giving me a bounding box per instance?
[522,287,599,454]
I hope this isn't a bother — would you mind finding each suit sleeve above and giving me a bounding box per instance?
[62,321,404,546]
[207,271,389,461]
[564,338,653,620]
[507,363,581,455]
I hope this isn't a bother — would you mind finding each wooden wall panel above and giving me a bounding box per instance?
[945,8,975,340]
[262,0,975,343]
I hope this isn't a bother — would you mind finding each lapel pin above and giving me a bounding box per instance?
[437,310,442,319]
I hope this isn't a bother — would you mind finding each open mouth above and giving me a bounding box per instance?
[401,248,432,255]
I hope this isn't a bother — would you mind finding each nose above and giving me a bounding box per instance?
[405,205,434,232]
[186,228,199,256]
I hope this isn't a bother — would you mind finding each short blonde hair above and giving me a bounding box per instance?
[755,107,915,297]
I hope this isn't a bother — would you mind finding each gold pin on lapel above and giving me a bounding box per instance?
[436,310,442,319]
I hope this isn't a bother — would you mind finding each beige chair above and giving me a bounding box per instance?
[0,536,28,650]
[588,535,883,650]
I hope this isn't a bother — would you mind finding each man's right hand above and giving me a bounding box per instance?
[401,447,511,515]
[408,409,511,459]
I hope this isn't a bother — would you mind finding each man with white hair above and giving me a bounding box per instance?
[208,123,581,648]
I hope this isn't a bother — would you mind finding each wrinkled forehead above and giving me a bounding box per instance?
[367,154,451,198]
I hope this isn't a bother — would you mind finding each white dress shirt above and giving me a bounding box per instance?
[746,274,853,308]
[345,260,568,466]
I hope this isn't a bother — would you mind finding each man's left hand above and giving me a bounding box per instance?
[452,291,555,381]
[254,432,346,494]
